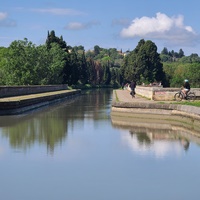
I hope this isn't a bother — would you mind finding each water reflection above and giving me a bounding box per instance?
[111,114,200,158]
[0,89,112,155]
[1,89,200,200]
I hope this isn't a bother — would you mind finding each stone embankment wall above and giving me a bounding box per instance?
[0,85,82,115]
[131,86,200,101]
[0,85,68,98]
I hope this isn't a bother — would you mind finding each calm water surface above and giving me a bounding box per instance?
[0,89,200,200]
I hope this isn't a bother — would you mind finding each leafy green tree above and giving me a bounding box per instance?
[189,53,200,63]
[73,45,85,53]
[160,54,172,62]
[45,43,67,84]
[121,39,165,85]
[187,63,200,87]
[85,50,95,59]
[3,38,67,85]
[4,38,39,85]
[163,62,200,87]
[141,40,165,83]
[0,47,8,84]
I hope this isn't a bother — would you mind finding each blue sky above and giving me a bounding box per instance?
[1,0,200,55]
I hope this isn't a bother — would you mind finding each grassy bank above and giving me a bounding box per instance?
[173,100,200,107]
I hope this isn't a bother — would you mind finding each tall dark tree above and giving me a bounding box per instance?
[87,58,96,84]
[102,65,111,85]
[161,47,169,55]
[62,54,72,85]
[178,48,184,58]
[68,49,79,85]
[94,45,101,56]
[79,51,88,84]
[121,39,166,85]
[46,30,67,50]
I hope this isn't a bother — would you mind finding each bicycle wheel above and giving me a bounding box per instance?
[187,92,196,102]
[174,92,183,101]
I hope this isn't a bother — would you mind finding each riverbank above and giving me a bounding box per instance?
[0,89,81,115]
[111,90,200,133]
[111,90,200,137]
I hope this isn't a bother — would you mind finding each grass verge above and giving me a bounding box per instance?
[172,100,200,107]
[114,90,119,102]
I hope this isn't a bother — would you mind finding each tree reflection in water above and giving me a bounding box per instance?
[111,114,200,157]
[0,89,113,155]
[130,130,190,152]
[1,113,68,155]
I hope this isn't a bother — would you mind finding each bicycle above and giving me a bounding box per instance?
[174,90,196,102]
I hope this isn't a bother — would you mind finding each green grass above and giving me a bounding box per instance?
[114,90,119,102]
[172,100,200,107]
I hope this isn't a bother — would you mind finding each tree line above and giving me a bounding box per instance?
[0,31,123,87]
[160,47,200,87]
[0,30,200,88]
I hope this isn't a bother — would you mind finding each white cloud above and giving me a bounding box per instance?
[0,12,7,20]
[31,8,85,16]
[120,12,198,46]
[65,22,84,30]
[64,21,100,30]
[0,12,16,27]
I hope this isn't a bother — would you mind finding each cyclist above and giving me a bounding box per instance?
[182,79,190,98]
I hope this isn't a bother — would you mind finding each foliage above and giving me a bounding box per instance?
[3,38,39,85]
[1,38,66,85]
[173,100,200,107]
[0,30,200,89]
[163,62,200,88]
[120,39,166,85]
[0,47,8,84]
[160,47,185,62]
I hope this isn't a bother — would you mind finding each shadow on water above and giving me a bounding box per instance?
[0,89,113,155]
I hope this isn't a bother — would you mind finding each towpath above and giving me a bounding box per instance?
[112,89,200,120]
[114,89,154,103]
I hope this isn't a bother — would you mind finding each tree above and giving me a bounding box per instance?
[121,39,166,85]
[94,45,101,56]
[86,58,96,84]
[68,49,79,85]
[79,51,88,84]
[178,49,184,58]
[161,47,168,55]
[3,38,67,85]
[46,30,67,50]
[46,43,67,84]
[4,38,39,85]
[102,65,111,85]
[0,47,8,84]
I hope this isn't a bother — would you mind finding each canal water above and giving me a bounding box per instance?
[0,89,200,200]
